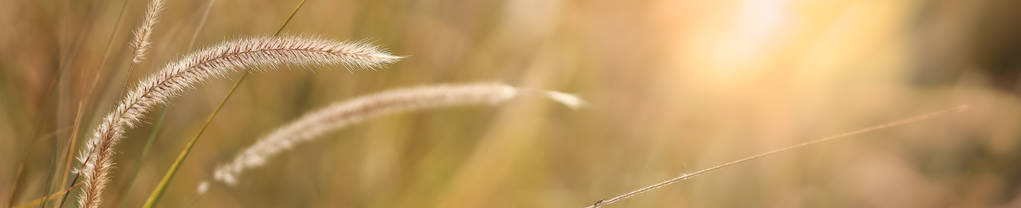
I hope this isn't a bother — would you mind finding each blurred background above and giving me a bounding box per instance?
[2,0,1020,207]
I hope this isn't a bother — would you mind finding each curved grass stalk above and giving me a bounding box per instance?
[206,83,583,187]
[141,1,309,207]
[75,35,400,208]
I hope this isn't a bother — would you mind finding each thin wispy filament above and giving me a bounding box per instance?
[586,105,968,208]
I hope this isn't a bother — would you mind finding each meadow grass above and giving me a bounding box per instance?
[3,1,1006,208]
[68,0,401,206]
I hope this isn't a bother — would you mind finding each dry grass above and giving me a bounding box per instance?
[211,83,581,186]
[75,35,399,208]
[2,1,1020,208]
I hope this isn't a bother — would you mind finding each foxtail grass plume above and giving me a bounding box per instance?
[131,0,166,63]
[76,35,400,208]
[207,83,582,187]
